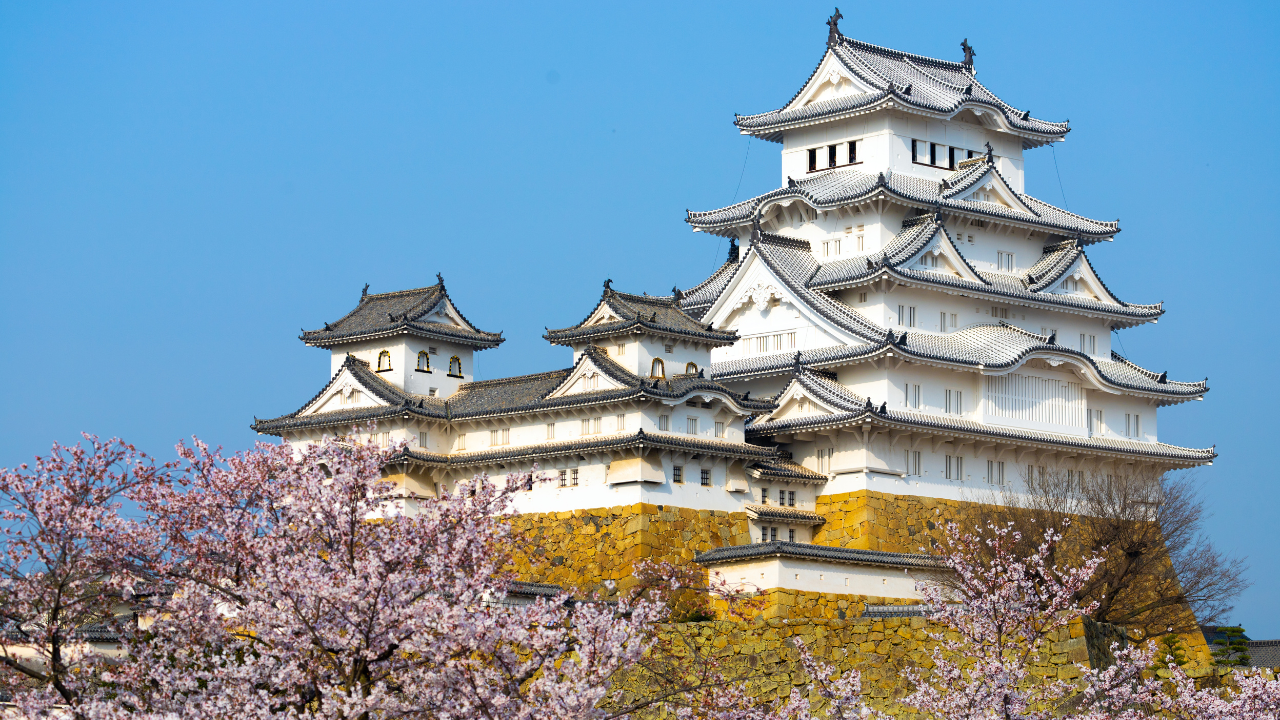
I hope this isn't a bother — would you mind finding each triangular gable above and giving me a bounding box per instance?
[301,365,391,416]
[787,50,877,109]
[701,245,852,348]
[544,354,632,399]
[582,300,625,326]
[753,376,842,424]
[415,296,477,331]
[1046,255,1121,305]
[957,167,1036,215]
[903,225,986,284]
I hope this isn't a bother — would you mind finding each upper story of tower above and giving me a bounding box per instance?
[734,14,1068,193]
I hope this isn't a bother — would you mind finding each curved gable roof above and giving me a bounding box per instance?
[301,278,504,349]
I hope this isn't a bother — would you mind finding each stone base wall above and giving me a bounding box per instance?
[754,590,920,621]
[813,489,977,553]
[504,503,751,592]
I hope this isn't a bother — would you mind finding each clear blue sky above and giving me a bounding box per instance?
[2,1,1277,634]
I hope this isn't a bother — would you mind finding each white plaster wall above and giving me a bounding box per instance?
[327,337,475,398]
[718,556,926,599]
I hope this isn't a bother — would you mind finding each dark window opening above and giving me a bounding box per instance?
[827,144,837,168]
[848,141,857,163]
[930,142,937,166]
[807,148,817,172]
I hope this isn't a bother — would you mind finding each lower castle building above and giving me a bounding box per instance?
[252,19,1213,615]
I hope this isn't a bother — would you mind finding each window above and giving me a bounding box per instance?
[685,362,698,374]
[616,414,626,432]
[945,389,963,415]
[987,460,1006,486]
[945,455,964,480]
[904,383,921,409]
[672,465,683,483]
[1088,409,1103,436]
[905,450,922,476]
[1080,334,1097,354]
[615,341,625,356]
[1040,327,1060,338]
[1125,413,1142,438]
[761,488,769,504]
[856,233,864,251]
[546,422,556,440]
[558,470,567,487]
[416,351,431,372]
[997,251,1015,272]
[857,291,868,303]
[966,234,975,244]
[418,431,428,448]
[949,313,957,329]
[686,399,699,407]
[664,344,674,354]
[658,414,670,431]
[747,331,796,355]
[788,529,796,542]
[817,447,833,474]
[489,428,509,446]
[991,306,1009,319]
[822,240,831,257]
[650,358,665,378]
[455,434,466,451]
[428,346,438,355]
[700,468,710,486]
[912,139,953,168]
[769,527,778,542]
[897,305,916,327]
[940,311,947,331]
[848,140,857,164]
[807,148,817,172]
[686,417,698,435]
[428,387,438,397]
[448,356,463,377]
[571,469,579,486]
[714,421,725,438]
[787,491,795,507]
[581,417,602,435]
[827,144,837,168]
[377,350,392,371]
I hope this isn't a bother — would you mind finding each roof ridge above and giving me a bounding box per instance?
[457,368,573,390]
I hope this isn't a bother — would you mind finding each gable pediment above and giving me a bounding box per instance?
[789,51,875,109]
[905,226,985,284]
[756,378,840,424]
[302,368,389,416]
[545,356,630,399]
[1047,257,1116,304]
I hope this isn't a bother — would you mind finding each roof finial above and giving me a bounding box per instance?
[672,286,684,302]
[361,283,369,299]
[961,38,976,67]
[603,278,613,292]
[728,237,740,263]
[793,351,803,371]
[436,272,444,286]
[787,176,797,188]
[985,141,994,161]
[826,8,843,48]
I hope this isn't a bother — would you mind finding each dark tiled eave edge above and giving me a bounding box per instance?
[544,318,737,346]
[745,406,1215,465]
[391,429,778,469]
[687,169,1116,241]
[696,541,942,569]
[813,262,1163,323]
[303,321,504,349]
[745,504,826,525]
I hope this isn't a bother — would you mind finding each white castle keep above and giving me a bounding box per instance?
[253,15,1211,603]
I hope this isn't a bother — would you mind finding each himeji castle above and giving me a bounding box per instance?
[253,14,1213,607]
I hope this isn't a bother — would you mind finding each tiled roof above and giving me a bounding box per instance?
[734,34,1068,145]
[1247,640,1280,669]
[696,541,942,569]
[687,163,1117,239]
[861,604,928,618]
[809,219,1161,324]
[508,581,563,598]
[744,504,826,525]
[678,258,744,321]
[394,428,778,469]
[253,347,776,435]
[747,455,828,484]
[545,282,738,346]
[744,368,1215,465]
[300,279,504,349]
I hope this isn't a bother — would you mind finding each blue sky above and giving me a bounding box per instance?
[2,1,1278,634]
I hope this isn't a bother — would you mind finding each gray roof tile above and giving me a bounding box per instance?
[301,279,503,349]
[696,541,942,568]
[546,282,738,346]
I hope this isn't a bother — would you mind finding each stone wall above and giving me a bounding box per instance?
[813,489,978,554]
[504,503,751,592]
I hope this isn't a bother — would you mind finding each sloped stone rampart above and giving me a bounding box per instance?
[504,503,751,591]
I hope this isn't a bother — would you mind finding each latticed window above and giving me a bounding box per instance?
[448,356,463,376]
[417,351,430,371]
[685,362,698,374]
[377,350,392,371]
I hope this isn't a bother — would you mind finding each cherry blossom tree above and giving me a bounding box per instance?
[0,435,171,711]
